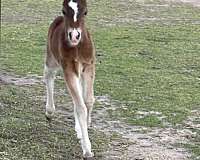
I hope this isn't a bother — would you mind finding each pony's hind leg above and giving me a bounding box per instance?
[82,64,95,127]
[44,65,57,120]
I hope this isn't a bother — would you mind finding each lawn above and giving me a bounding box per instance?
[1,0,200,159]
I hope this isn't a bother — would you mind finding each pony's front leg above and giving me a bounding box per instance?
[82,64,95,127]
[74,106,82,139]
[44,66,57,120]
[64,67,93,158]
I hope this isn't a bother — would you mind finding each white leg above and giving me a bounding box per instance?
[64,69,93,158]
[82,64,95,127]
[74,77,93,157]
[74,106,82,139]
[44,66,57,119]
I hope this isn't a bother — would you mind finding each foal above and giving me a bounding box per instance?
[44,0,95,158]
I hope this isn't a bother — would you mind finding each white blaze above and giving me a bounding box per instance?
[68,0,78,22]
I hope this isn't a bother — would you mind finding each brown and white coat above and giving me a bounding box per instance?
[44,0,95,158]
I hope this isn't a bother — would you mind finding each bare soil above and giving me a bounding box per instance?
[166,0,200,7]
[0,72,42,86]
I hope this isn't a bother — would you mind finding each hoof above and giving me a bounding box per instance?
[45,111,55,124]
[45,109,55,121]
[45,114,52,122]
[83,152,94,160]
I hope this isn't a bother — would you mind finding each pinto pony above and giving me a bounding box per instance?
[44,0,95,158]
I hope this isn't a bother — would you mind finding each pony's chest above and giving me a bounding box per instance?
[61,42,95,68]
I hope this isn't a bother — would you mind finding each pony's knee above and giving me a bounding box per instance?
[44,66,57,82]
[76,105,87,117]
[85,97,95,109]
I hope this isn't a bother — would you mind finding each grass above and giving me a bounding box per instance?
[0,84,107,160]
[95,25,200,126]
[1,0,200,159]
[1,24,47,75]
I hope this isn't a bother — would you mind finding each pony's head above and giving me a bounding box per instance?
[62,0,87,47]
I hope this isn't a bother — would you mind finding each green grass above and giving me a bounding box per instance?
[94,25,200,126]
[0,24,47,75]
[0,84,107,159]
[1,0,200,159]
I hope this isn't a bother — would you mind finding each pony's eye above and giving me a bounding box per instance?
[62,10,66,15]
[84,11,87,16]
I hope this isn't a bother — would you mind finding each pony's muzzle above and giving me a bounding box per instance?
[68,28,82,46]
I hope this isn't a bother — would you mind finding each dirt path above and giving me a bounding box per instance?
[93,96,194,160]
[0,72,42,86]
[1,72,197,160]
[167,0,200,7]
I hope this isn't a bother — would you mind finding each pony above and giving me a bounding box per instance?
[44,0,95,158]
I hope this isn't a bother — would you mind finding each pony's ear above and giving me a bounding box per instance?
[84,8,88,16]
[62,9,66,15]
[63,0,69,6]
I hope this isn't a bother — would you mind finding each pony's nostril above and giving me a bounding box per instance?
[68,29,81,43]
[76,32,80,40]
[68,32,72,40]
